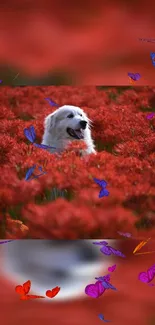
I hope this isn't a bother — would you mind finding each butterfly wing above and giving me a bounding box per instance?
[100,245,112,255]
[150,52,155,67]
[103,274,111,282]
[99,189,109,198]
[103,189,109,196]
[100,180,107,187]
[30,173,47,180]
[146,113,155,119]
[138,272,149,283]
[99,189,105,198]
[20,295,45,300]
[117,231,131,238]
[24,126,36,143]
[45,286,60,298]
[94,178,107,187]
[103,320,111,323]
[93,241,108,246]
[23,280,31,295]
[25,165,36,181]
[135,73,141,80]
[93,178,103,186]
[29,126,36,141]
[15,285,25,295]
[100,280,110,289]
[128,73,137,80]
[98,314,104,320]
[147,264,155,281]
[108,246,125,257]
[15,280,31,296]
[106,282,117,291]
[33,143,56,149]
[124,232,132,238]
[45,98,58,107]
[0,240,13,244]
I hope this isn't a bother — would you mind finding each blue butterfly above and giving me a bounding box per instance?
[150,52,155,67]
[33,143,56,150]
[25,165,36,181]
[24,125,36,143]
[45,98,59,107]
[93,178,109,198]
[25,165,46,181]
[98,314,111,322]
[24,125,56,149]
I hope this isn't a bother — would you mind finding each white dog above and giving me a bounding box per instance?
[41,105,96,155]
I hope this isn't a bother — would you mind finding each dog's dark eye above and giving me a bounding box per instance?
[67,113,74,118]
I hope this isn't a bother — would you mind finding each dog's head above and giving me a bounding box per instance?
[44,105,91,141]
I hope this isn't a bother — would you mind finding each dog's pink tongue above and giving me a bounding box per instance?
[74,129,84,139]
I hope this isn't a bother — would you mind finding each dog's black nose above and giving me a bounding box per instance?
[80,120,87,129]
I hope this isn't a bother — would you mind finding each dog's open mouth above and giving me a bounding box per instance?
[67,128,84,139]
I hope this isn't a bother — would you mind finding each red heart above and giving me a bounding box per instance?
[46,286,60,298]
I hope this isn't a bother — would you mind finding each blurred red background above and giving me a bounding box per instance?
[0,239,155,325]
[0,0,155,85]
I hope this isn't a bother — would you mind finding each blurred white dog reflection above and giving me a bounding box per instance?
[1,240,116,302]
[41,105,96,155]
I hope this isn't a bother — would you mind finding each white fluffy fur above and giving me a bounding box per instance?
[41,105,96,155]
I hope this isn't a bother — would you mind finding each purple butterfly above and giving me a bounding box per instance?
[45,98,59,107]
[117,231,132,238]
[138,264,155,284]
[98,314,111,322]
[93,178,109,198]
[146,112,155,120]
[128,72,141,81]
[93,240,108,246]
[24,125,56,149]
[108,264,116,272]
[93,241,126,258]
[85,280,106,298]
[109,246,126,258]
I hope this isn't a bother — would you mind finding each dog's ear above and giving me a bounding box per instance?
[44,112,57,132]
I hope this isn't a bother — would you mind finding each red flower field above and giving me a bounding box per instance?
[0,85,155,239]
